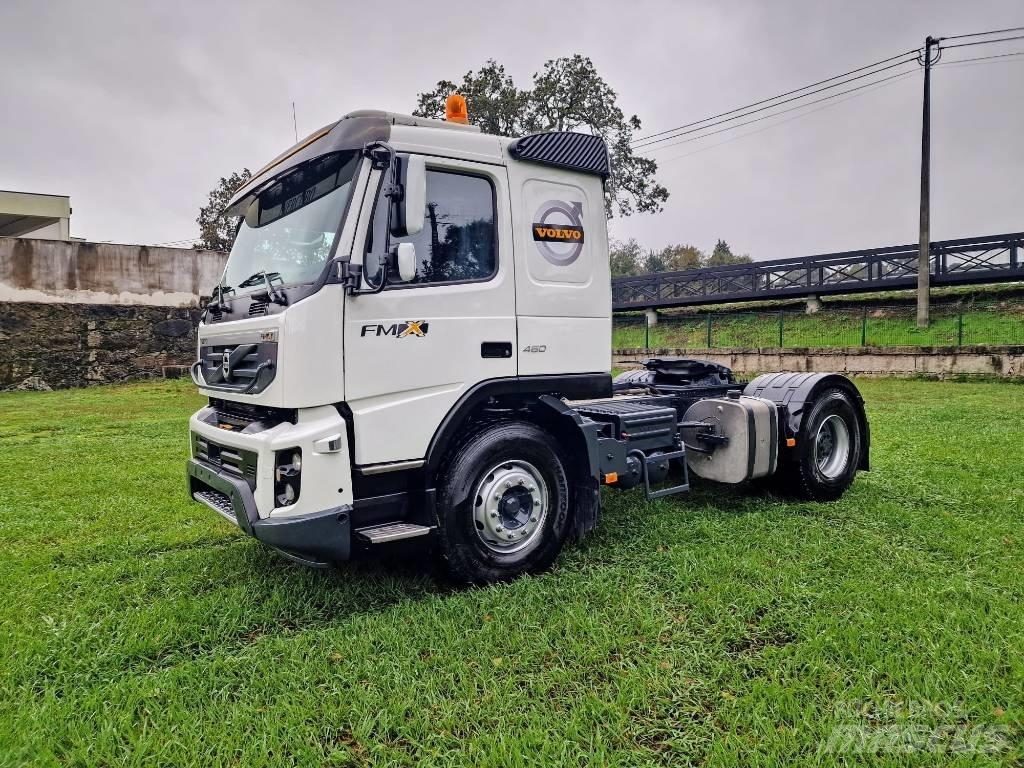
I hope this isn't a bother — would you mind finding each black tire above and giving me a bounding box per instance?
[775,388,863,502]
[436,421,572,584]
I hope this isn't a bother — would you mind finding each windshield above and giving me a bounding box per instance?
[222,151,360,295]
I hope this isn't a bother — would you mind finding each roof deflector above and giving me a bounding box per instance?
[507,131,610,179]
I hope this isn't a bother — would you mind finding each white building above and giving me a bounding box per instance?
[0,190,71,240]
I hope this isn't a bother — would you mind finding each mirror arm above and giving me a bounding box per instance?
[348,258,391,296]
[354,140,402,296]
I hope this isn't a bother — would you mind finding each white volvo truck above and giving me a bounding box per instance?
[187,105,869,582]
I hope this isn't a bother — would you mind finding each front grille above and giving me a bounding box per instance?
[207,398,296,431]
[194,488,236,522]
[192,434,258,487]
[248,300,268,317]
[196,340,277,394]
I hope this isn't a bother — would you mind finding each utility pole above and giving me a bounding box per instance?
[917,36,937,328]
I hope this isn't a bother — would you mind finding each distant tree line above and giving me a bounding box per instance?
[609,238,752,276]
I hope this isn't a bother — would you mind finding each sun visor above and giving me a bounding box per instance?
[224,115,392,216]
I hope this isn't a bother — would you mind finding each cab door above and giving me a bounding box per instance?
[343,157,516,466]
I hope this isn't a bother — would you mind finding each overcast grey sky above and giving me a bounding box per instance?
[2,0,1021,260]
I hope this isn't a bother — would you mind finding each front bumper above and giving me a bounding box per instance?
[188,458,352,564]
[186,403,355,564]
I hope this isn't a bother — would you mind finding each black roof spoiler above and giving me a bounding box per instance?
[507,131,610,179]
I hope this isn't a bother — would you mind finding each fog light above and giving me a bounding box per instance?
[274,448,302,508]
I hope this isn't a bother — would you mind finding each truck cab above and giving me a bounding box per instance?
[188,106,869,582]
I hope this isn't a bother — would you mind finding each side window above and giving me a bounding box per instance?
[365,169,497,286]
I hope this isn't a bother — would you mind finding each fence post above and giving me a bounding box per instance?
[957,312,964,346]
[644,314,650,351]
[706,313,713,348]
[861,307,868,346]
[778,311,784,348]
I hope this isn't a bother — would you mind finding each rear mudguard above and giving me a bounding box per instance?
[743,372,869,470]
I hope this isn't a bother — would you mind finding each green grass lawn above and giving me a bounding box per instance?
[612,304,1024,350]
[1,379,1022,766]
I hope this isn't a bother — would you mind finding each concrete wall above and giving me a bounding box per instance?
[1,302,200,390]
[0,236,227,306]
[613,345,1024,379]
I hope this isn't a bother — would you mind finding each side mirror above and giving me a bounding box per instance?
[391,154,426,237]
[393,242,417,283]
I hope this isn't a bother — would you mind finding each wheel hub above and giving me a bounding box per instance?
[814,414,851,480]
[473,460,548,554]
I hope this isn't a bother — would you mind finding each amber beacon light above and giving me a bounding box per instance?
[445,93,469,124]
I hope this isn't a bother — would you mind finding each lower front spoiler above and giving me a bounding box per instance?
[187,458,351,567]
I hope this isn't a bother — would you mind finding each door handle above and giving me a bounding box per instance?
[481,342,513,359]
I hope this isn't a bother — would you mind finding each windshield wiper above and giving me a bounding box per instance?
[206,282,234,317]
[238,270,288,306]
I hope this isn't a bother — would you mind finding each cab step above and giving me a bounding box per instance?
[356,523,434,544]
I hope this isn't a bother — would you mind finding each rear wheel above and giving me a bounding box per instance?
[777,388,862,501]
[436,421,571,584]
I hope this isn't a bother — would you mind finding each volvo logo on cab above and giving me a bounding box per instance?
[532,200,585,266]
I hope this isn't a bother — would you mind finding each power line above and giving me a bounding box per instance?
[630,48,918,148]
[637,66,919,154]
[937,50,1024,66]
[940,25,1024,41]
[153,237,200,247]
[655,69,919,165]
[652,44,1024,165]
[633,55,919,150]
[941,33,1024,50]
[632,28,1024,151]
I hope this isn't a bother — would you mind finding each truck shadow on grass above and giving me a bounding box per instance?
[68,475,861,682]
[237,473,838,597]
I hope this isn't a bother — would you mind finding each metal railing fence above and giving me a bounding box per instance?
[612,232,1024,310]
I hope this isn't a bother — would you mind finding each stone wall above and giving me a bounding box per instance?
[613,345,1024,379]
[0,236,226,306]
[1,302,200,390]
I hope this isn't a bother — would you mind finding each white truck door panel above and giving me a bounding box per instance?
[344,159,516,466]
[507,168,611,376]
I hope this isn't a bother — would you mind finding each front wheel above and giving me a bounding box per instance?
[777,388,863,501]
[436,421,572,584]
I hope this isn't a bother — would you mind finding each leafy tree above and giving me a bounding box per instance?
[414,56,668,219]
[641,248,669,274]
[706,239,752,266]
[196,169,252,251]
[658,243,704,271]
[608,238,643,277]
